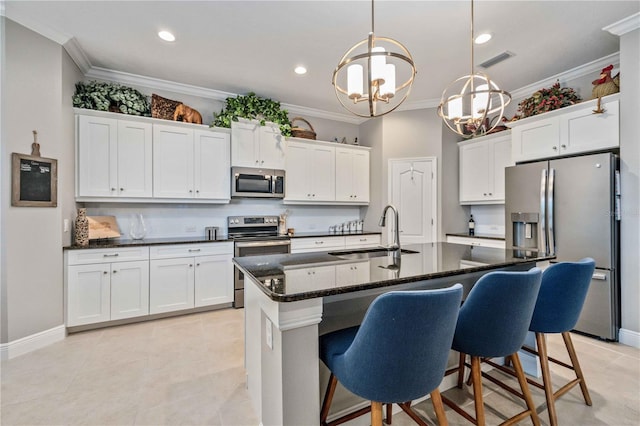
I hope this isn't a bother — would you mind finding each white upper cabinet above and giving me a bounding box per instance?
[335,147,370,203]
[77,115,152,199]
[459,132,513,204]
[509,94,619,163]
[285,139,335,202]
[231,120,286,169]
[153,124,230,201]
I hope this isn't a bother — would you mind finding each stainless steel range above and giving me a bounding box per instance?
[228,215,290,308]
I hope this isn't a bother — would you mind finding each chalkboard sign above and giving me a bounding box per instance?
[12,153,58,207]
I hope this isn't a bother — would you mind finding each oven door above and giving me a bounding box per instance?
[234,239,291,308]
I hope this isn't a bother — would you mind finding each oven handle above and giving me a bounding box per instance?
[235,240,291,249]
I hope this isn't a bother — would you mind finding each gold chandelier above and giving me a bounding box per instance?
[438,0,511,137]
[332,0,416,118]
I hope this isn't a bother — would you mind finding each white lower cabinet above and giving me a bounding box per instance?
[445,235,506,249]
[335,261,370,286]
[65,247,150,327]
[149,243,233,314]
[345,234,381,248]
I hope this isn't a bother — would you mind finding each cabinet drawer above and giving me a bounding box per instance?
[291,236,345,252]
[446,236,505,249]
[149,242,233,259]
[67,246,149,265]
[345,235,381,248]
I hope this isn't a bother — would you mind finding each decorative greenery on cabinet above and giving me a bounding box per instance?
[212,92,292,136]
[73,80,151,116]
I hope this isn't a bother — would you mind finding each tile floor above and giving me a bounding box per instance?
[1,308,638,425]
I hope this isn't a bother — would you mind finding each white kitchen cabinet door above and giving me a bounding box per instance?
[149,258,195,314]
[231,120,259,167]
[194,254,233,307]
[561,98,619,155]
[491,135,512,201]
[194,130,230,200]
[459,142,490,203]
[117,120,153,198]
[285,265,336,293]
[110,260,149,320]
[153,125,195,198]
[511,118,560,163]
[77,115,118,197]
[67,263,111,326]
[258,124,286,169]
[285,140,335,202]
[335,147,370,203]
[345,234,381,248]
[335,261,370,286]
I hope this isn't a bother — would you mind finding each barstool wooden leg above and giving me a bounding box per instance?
[511,353,541,426]
[386,403,393,424]
[536,332,558,426]
[320,373,338,425]
[372,401,384,426]
[430,389,449,426]
[562,331,592,406]
[470,356,486,426]
[457,352,466,388]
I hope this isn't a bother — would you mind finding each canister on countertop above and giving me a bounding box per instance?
[205,226,218,240]
[356,220,363,232]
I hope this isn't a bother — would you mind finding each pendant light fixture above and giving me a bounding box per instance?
[332,0,416,118]
[438,0,511,137]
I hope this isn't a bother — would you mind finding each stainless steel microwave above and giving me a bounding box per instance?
[231,167,285,198]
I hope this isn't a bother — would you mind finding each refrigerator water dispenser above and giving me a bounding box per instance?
[511,213,539,249]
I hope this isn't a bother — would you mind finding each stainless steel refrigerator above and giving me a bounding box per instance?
[505,152,620,340]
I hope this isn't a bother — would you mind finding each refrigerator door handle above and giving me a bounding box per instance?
[540,169,548,254]
[548,168,556,256]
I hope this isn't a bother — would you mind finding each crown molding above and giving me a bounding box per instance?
[63,37,91,74]
[397,97,441,112]
[282,103,364,125]
[603,12,640,36]
[508,52,620,100]
[0,1,6,17]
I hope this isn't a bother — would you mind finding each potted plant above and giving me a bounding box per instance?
[212,92,292,136]
[73,80,151,116]
[517,80,581,119]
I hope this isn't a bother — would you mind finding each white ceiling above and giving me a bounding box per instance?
[4,1,639,121]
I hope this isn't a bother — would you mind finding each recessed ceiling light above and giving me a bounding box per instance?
[474,33,492,44]
[158,31,176,42]
[294,66,307,75]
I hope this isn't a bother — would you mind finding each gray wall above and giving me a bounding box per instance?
[1,19,79,342]
[619,28,640,335]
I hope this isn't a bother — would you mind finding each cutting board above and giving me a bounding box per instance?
[88,216,121,239]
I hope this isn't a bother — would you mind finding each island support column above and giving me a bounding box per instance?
[245,277,324,426]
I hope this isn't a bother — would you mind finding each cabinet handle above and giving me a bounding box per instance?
[120,188,124,191]
[307,193,311,197]
[483,193,487,196]
[196,263,200,267]
[552,146,558,151]
[189,190,193,193]
[103,271,108,275]
[315,241,324,244]
[561,144,567,149]
[489,192,492,196]
[255,160,259,164]
[189,264,193,267]
[261,160,264,164]
[103,253,119,257]
[196,190,199,194]
[188,248,201,252]
[112,270,117,274]
[360,238,367,241]
[111,188,116,191]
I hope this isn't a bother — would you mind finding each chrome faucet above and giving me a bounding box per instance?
[379,204,401,259]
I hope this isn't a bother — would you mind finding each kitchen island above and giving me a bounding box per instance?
[234,242,553,426]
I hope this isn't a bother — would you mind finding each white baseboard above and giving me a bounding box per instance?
[0,325,66,360]
[619,328,640,348]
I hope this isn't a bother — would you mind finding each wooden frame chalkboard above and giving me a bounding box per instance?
[11,153,58,207]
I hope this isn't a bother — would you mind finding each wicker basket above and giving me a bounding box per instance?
[290,117,316,140]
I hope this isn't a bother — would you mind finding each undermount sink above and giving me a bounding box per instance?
[328,247,419,260]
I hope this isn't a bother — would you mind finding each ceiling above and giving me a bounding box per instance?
[4,1,639,121]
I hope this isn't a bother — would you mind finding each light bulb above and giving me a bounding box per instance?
[347,64,364,99]
[473,84,490,118]
[380,64,396,98]
[371,47,386,83]
[447,96,463,120]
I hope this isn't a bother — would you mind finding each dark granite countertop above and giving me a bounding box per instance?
[63,230,382,250]
[446,233,506,241]
[233,242,553,302]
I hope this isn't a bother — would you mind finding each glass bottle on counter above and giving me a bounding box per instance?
[468,215,475,236]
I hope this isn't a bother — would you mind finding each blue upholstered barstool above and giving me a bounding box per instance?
[483,258,596,426]
[319,284,463,426]
[442,268,542,426]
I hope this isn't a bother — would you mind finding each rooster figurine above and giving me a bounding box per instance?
[592,64,620,99]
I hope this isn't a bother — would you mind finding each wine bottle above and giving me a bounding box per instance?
[468,215,475,236]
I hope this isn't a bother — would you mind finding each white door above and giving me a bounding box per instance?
[110,260,149,320]
[194,254,233,307]
[389,158,437,244]
[67,263,111,326]
[77,115,118,197]
[117,120,153,198]
[153,125,194,198]
[194,130,230,200]
[310,145,336,201]
[149,258,195,314]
